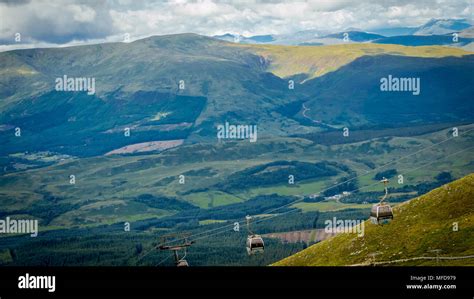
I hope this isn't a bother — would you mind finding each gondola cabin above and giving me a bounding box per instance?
[370,203,393,225]
[246,235,264,255]
[176,259,189,267]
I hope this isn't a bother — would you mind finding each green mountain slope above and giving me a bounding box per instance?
[1,34,473,158]
[274,173,474,266]
[0,34,297,156]
[238,42,472,80]
[299,54,474,128]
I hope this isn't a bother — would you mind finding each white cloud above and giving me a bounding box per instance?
[69,4,96,22]
[0,0,472,49]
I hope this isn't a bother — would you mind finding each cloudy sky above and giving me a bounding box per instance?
[0,0,472,50]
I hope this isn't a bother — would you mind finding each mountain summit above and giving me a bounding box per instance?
[413,18,472,35]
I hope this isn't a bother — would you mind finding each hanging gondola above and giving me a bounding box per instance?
[174,246,189,267]
[370,177,394,225]
[158,234,194,267]
[245,215,265,255]
[176,260,189,267]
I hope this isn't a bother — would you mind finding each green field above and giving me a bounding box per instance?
[237,179,330,198]
[184,191,244,209]
[293,201,372,212]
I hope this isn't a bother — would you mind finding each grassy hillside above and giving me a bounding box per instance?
[274,173,474,266]
[1,35,473,158]
[238,42,473,80]
[299,54,474,127]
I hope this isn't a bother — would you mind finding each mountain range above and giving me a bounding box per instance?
[214,18,473,47]
[1,33,473,157]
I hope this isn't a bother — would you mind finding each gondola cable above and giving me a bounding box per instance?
[136,137,474,263]
[187,145,474,254]
[137,144,474,262]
